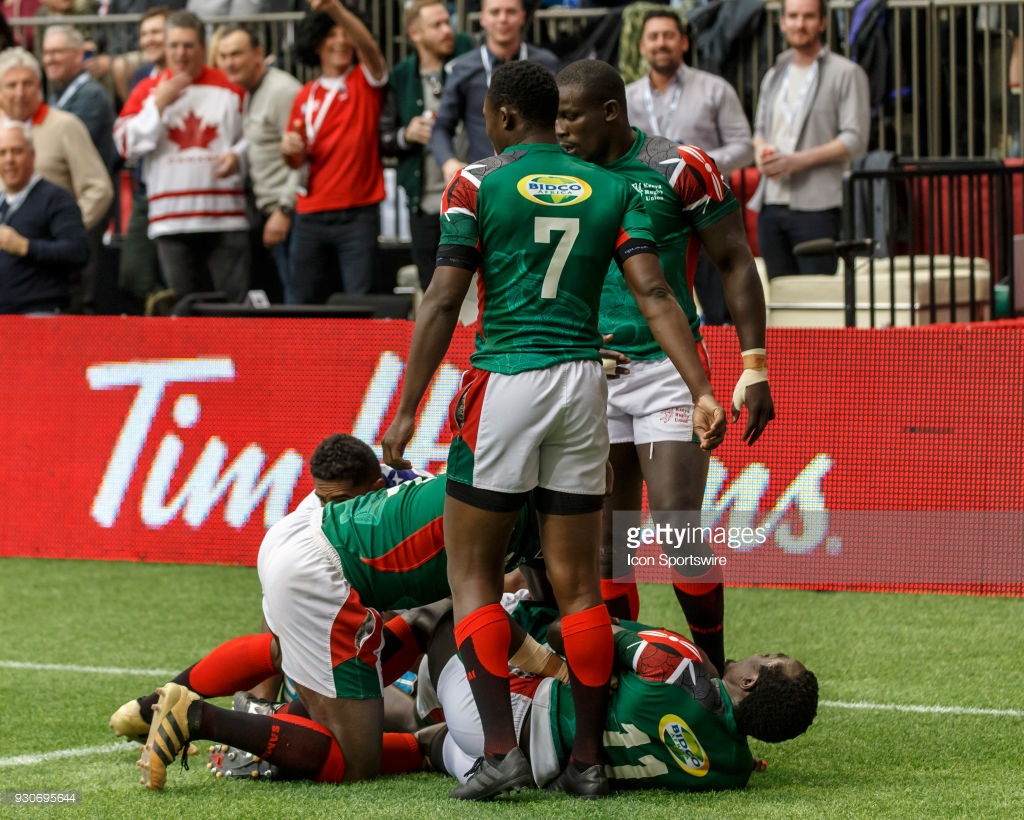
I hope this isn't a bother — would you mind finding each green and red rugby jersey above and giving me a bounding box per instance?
[599,130,739,358]
[438,142,657,375]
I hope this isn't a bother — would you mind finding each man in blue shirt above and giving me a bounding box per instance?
[429,0,560,181]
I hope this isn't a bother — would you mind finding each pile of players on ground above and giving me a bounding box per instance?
[109,434,818,802]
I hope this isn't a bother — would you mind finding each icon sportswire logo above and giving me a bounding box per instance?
[516,174,592,206]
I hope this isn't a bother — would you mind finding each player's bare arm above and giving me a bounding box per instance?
[381,264,474,466]
[621,254,726,450]
[700,210,775,444]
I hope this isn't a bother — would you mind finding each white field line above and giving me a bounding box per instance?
[820,699,1024,718]
[3,657,1023,768]
[0,660,177,677]
[0,743,132,768]
[10,661,1021,718]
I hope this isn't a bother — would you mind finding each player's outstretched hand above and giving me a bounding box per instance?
[693,393,726,451]
[752,758,768,773]
[733,380,775,445]
[382,414,415,469]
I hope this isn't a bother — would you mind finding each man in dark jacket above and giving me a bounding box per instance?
[0,122,89,314]
[380,0,473,290]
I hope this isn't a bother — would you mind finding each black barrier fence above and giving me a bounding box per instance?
[841,160,1024,327]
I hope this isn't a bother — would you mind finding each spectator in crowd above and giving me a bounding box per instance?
[105,1,187,104]
[34,0,101,57]
[0,122,89,314]
[626,7,753,325]
[281,0,387,302]
[0,10,17,51]
[42,24,118,313]
[0,46,112,312]
[379,0,472,290]
[117,5,170,312]
[216,23,301,303]
[751,0,870,279]
[121,6,173,94]
[4,0,38,16]
[429,0,560,181]
[627,10,753,174]
[4,4,38,55]
[114,9,250,305]
[42,26,117,173]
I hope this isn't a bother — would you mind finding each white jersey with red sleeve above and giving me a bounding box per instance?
[114,66,248,239]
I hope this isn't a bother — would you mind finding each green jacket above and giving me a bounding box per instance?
[379,33,474,213]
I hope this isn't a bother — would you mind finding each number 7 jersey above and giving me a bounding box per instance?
[439,142,657,375]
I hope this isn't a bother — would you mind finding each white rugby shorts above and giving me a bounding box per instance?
[606,345,711,445]
[258,504,384,699]
[447,359,609,495]
[437,653,539,782]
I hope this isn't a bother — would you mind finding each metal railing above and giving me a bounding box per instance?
[842,160,1023,325]
[10,1,1024,160]
[10,3,1024,320]
[463,1,1024,161]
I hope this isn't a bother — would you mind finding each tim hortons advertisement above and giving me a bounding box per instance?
[0,318,1020,595]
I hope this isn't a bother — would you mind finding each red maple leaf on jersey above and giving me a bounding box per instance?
[167,111,218,150]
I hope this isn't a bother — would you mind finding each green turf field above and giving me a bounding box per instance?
[1,557,1021,819]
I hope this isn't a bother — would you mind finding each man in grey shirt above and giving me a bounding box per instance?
[216,24,301,302]
[626,10,752,174]
[626,8,753,323]
[429,0,559,181]
[750,0,870,279]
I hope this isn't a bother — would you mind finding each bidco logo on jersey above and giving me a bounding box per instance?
[517,174,592,206]
[658,715,710,777]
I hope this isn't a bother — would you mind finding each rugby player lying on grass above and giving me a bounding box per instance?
[421,597,819,792]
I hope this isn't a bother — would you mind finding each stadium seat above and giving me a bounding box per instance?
[763,255,991,327]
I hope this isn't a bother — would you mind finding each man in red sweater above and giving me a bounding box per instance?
[281,0,388,302]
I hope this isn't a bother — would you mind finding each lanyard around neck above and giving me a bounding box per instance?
[778,61,819,128]
[480,43,529,88]
[304,77,345,146]
[54,72,90,110]
[642,74,682,139]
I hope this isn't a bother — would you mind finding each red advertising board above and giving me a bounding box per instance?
[0,317,1021,594]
